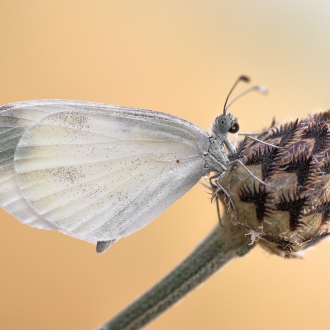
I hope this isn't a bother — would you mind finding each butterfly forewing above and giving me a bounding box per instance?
[0,100,210,244]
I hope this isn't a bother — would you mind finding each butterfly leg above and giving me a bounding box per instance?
[231,135,282,162]
[227,159,271,188]
[209,173,238,223]
[242,135,283,149]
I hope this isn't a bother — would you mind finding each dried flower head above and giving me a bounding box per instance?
[216,110,330,258]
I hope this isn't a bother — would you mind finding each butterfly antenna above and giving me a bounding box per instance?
[225,84,268,113]
[223,75,250,115]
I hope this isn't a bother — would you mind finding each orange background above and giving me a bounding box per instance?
[1,1,330,329]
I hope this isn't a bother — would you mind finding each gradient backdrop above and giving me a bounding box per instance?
[1,1,330,329]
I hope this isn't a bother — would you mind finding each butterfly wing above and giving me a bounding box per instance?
[0,100,209,245]
[0,104,74,230]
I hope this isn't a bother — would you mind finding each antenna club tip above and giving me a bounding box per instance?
[240,75,250,83]
[257,85,268,94]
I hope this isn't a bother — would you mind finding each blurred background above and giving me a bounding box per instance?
[1,1,330,329]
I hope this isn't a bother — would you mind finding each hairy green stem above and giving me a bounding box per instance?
[98,217,253,330]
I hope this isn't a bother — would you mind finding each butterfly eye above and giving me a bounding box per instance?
[229,122,239,133]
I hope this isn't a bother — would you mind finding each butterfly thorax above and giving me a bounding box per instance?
[204,113,238,173]
[204,134,230,174]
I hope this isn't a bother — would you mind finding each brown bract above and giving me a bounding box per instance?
[216,110,330,257]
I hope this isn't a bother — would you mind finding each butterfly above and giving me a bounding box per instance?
[0,76,267,253]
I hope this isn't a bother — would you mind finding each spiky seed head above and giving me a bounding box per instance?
[217,110,330,258]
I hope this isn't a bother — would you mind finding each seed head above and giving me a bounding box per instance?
[217,110,330,258]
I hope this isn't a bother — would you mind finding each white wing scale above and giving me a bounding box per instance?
[0,100,209,246]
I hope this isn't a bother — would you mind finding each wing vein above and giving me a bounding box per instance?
[33,158,157,215]
[56,161,162,230]
[16,138,197,147]
[76,161,166,234]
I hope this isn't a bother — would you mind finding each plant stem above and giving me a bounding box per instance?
[98,215,253,330]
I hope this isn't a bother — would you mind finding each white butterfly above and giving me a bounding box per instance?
[0,76,266,252]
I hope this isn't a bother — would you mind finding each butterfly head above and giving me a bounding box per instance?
[213,113,239,135]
